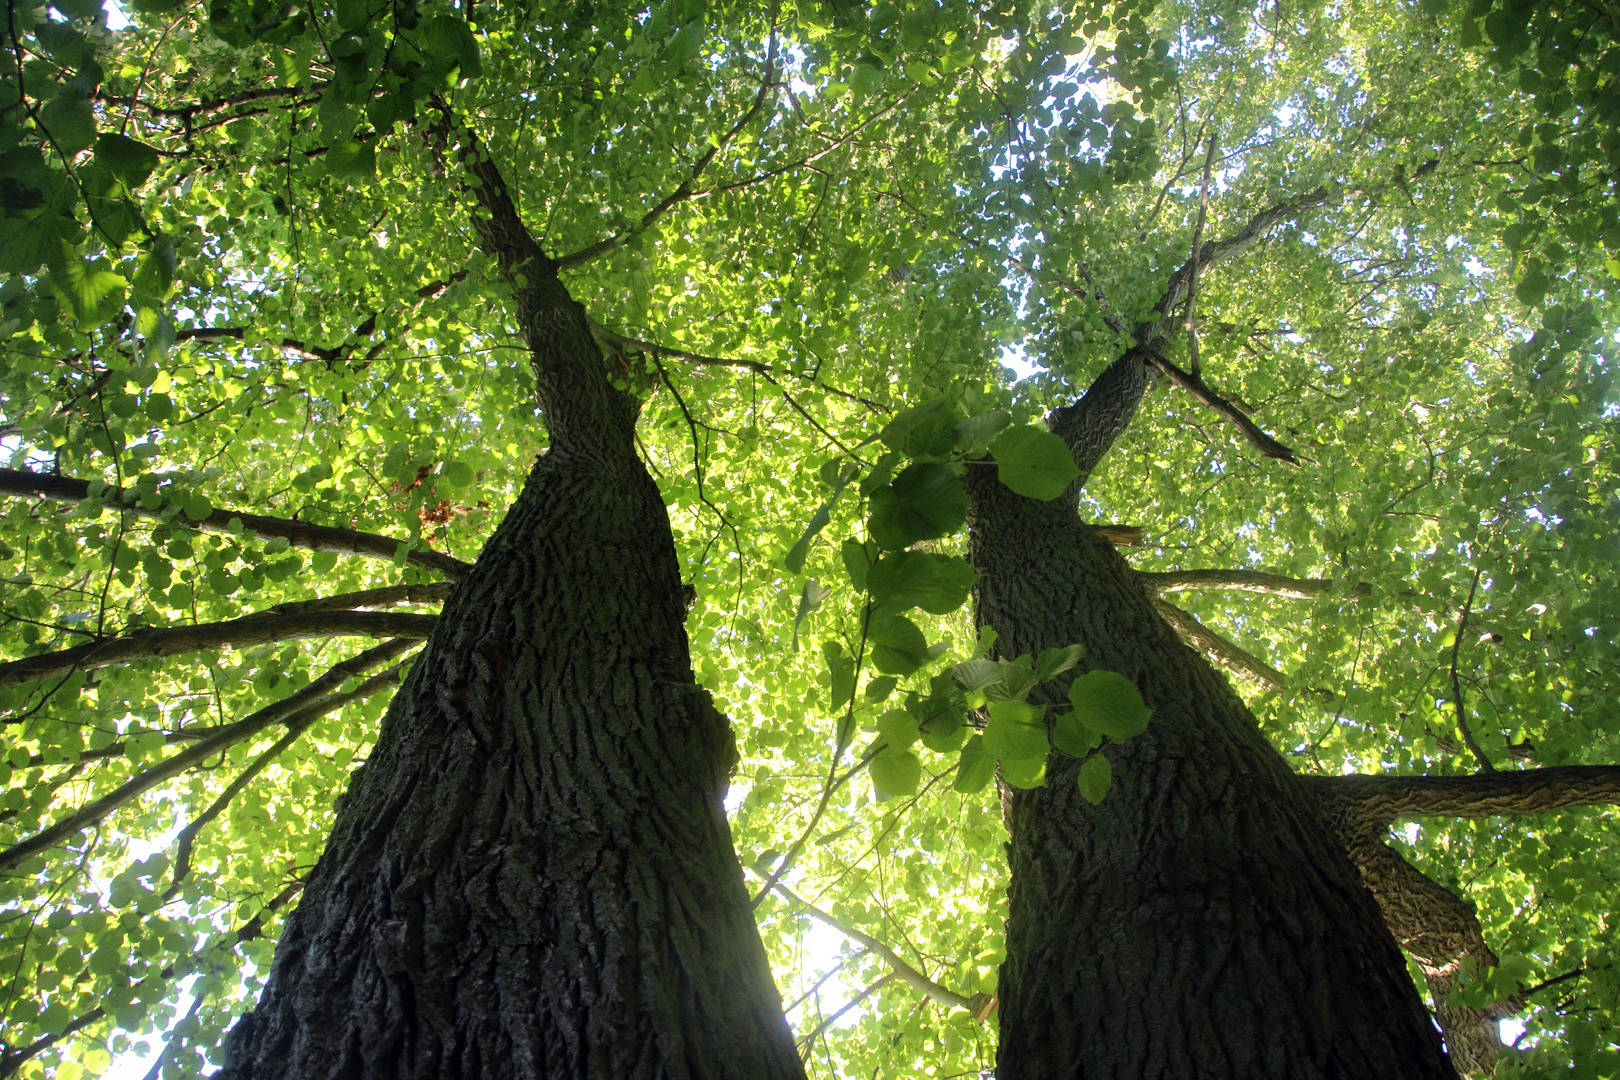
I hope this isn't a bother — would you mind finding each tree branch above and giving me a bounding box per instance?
[0,641,415,871]
[1139,568,1352,599]
[1183,134,1217,377]
[1306,766,1620,836]
[773,884,991,1018]
[1046,348,1152,487]
[797,973,896,1056]
[1134,186,1335,347]
[1450,565,1496,772]
[161,657,410,899]
[267,582,453,615]
[0,610,436,690]
[585,316,888,413]
[1142,348,1300,465]
[555,34,778,269]
[1348,840,1518,1077]
[1151,597,1287,691]
[432,101,638,452]
[0,467,471,579]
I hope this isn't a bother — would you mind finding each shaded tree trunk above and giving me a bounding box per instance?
[969,348,1458,1078]
[220,135,804,1079]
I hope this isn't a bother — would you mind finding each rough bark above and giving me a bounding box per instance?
[1150,596,1288,691]
[219,124,803,1079]
[971,325,1454,1075]
[1306,767,1620,839]
[1344,841,1515,1078]
[1305,765,1620,1076]
[969,474,1457,1078]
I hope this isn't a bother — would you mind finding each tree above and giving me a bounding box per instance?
[0,0,1068,1072]
[2,0,1618,1075]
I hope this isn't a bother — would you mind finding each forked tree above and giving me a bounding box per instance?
[0,0,1616,1074]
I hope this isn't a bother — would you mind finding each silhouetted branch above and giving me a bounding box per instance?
[1152,597,1287,690]
[0,610,435,690]
[0,467,471,579]
[0,641,414,871]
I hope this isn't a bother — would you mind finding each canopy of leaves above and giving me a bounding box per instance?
[0,0,1615,1073]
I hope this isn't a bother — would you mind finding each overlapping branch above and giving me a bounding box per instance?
[0,640,415,872]
[1308,766,1620,838]
[1307,764,1620,1072]
[556,35,779,268]
[1133,187,1335,347]
[1139,568,1347,599]
[586,317,887,413]
[0,610,436,690]
[1050,187,1332,477]
[1151,597,1287,691]
[0,880,304,1076]
[161,657,412,899]
[0,467,472,579]
[773,883,992,1018]
[1350,840,1519,1077]
[1142,348,1300,465]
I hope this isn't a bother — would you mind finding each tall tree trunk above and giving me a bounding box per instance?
[969,349,1458,1077]
[220,134,805,1080]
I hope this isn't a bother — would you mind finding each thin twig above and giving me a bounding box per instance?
[1450,565,1496,773]
[1184,133,1217,377]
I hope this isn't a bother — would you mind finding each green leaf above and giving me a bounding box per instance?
[51,258,126,325]
[1515,263,1550,306]
[952,735,996,793]
[441,460,475,488]
[419,15,482,80]
[990,425,1081,500]
[1034,644,1084,682]
[333,0,371,31]
[787,474,850,573]
[864,674,898,702]
[40,93,97,155]
[880,397,958,458]
[133,237,177,299]
[876,708,919,749]
[1051,709,1102,759]
[824,640,856,712]
[952,657,1003,697]
[868,462,968,550]
[842,538,875,590]
[917,702,968,752]
[870,746,922,797]
[953,409,1012,455]
[95,133,159,187]
[866,551,977,614]
[867,609,930,676]
[1000,756,1047,788]
[982,699,1048,762]
[1067,670,1152,740]
[1077,754,1112,804]
[792,579,831,650]
[326,140,376,182]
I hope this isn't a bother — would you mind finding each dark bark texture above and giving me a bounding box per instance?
[1344,841,1514,1077]
[970,478,1458,1078]
[971,343,1456,1077]
[221,128,803,1079]
[221,445,801,1079]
